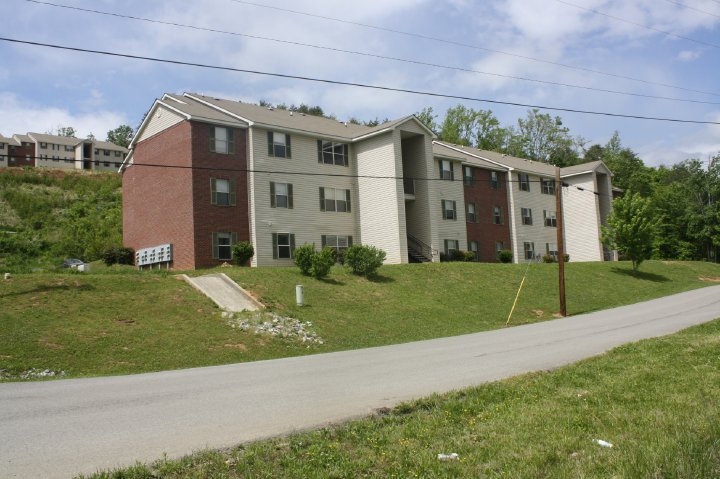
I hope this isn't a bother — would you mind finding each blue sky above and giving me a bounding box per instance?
[1,0,719,167]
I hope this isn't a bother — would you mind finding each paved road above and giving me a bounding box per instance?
[2,285,719,478]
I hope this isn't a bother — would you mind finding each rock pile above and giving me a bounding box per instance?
[225,311,324,345]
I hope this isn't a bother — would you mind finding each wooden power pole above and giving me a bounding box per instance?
[555,167,567,317]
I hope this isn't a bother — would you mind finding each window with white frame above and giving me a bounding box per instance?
[544,210,557,227]
[322,234,352,253]
[442,199,457,220]
[268,131,291,158]
[272,233,295,259]
[495,241,504,255]
[524,241,535,260]
[439,160,454,180]
[490,170,499,189]
[40,142,47,148]
[210,126,234,154]
[463,166,473,185]
[444,239,459,255]
[211,178,236,206]
[521,207,533,225]
[546,243,558,258]
[519,173,530,191]
[493,206,503,225]
[466,202,477,222]
[212,232,236,261]
[320,187,351,212]
[318,140,348,166]
[270,182,293,208]
[541,178,556,195]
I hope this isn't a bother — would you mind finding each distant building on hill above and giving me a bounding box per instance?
[0,132,128,171]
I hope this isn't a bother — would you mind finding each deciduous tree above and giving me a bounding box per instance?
[602,192,658,271]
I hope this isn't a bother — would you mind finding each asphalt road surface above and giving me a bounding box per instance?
[2,285,719,478]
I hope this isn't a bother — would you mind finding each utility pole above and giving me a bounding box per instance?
[555,167,567,317]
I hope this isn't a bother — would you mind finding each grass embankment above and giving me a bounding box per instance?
[79,319,720,478]
[1,260,718,380]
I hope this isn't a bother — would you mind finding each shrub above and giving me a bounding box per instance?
[294,243,316,276]
[345,244,386,277]
[102,247,135,266]
[564,254,570,262]
[311,247,335,279]
[543,254,556,263]
[498,249,513,263]
[463,251,477,262]
[232,241,254,266]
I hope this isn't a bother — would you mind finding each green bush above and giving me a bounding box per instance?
[463,251,477,262]
[232,241,254,266]
[543,254,556,263]
[294,243,316,276]
[498,249,513,263]
[344,244,386,277]
[311,247,335,279]
[102,247,135,266]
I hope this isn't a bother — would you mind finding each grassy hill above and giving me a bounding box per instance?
[0,168,122,272]
[1,260,718,380]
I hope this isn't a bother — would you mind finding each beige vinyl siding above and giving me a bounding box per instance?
[563,174,604,261]
[136,105,185,143]
[509,171,559,263]
[356,131,407,264]
[250,127,358,266]
[435,157,467,253]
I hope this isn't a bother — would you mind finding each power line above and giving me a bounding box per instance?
[227,0,720,98]
[661,0,720,19]
[2,36,719,126]
[555,0,720,49]
[21,0,718,105]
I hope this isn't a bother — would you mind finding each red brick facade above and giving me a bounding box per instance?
[464,167,512,262]
[122,121,249,269]
[8,142,35,167]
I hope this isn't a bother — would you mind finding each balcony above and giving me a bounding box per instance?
[403,177,415,196]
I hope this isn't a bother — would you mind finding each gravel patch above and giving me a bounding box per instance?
[224,311,324,345]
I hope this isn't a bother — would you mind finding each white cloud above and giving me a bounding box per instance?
[677,50,700,62]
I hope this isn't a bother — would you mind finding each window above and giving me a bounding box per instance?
[466,203,477,223]
[524,242,535,260]
[546,243,558,259]
[0,143,4,150]
[270,182,293,209]
[210,126,235,154]
[272,233,295,259]
[544,210,557,227]
[65,145,73,152]
[442,200,457,220]
[320,187,351,212]
[439,160,454,180]
[490,171,499,189]
[495,241,504,255]
[519,173,530,191]
[318,140,348,166]
[493,206,503,225]
[40,142,47,148]
[468,240,479,260]
[268,131,291,158]
[521,207,533,225]
[94,148,99,155]
[444,239,459,255]
[114,151,122,157]
[541,178,556,195]
[212,232,237,261]
[463,166,473,186]
[322,235,353,253]
[211,178,237,206]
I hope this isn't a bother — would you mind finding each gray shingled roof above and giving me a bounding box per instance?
[28,133,81,146]
[432,142,507,171]
[93,139,129,152]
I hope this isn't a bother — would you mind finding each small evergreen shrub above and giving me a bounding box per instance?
[311,247,335,279]
[463,251,477,262]
[543,254,556,263]
[294,243,316,275]
[232,241,254,266]
[498,249,513,263]
[345,244,386,277]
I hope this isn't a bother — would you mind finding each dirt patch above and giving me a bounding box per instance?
[38,338,63,349]
[224,343,248,351]
[699,276,720,282]
[532,309,545,318]
[115,318,136,325]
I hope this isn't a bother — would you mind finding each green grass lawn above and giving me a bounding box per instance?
[1,260,718,380]
[78,318,720,478]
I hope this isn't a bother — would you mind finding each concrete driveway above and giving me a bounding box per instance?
[1,285,719,478]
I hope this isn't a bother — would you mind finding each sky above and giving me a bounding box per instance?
[1,0,719,167]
